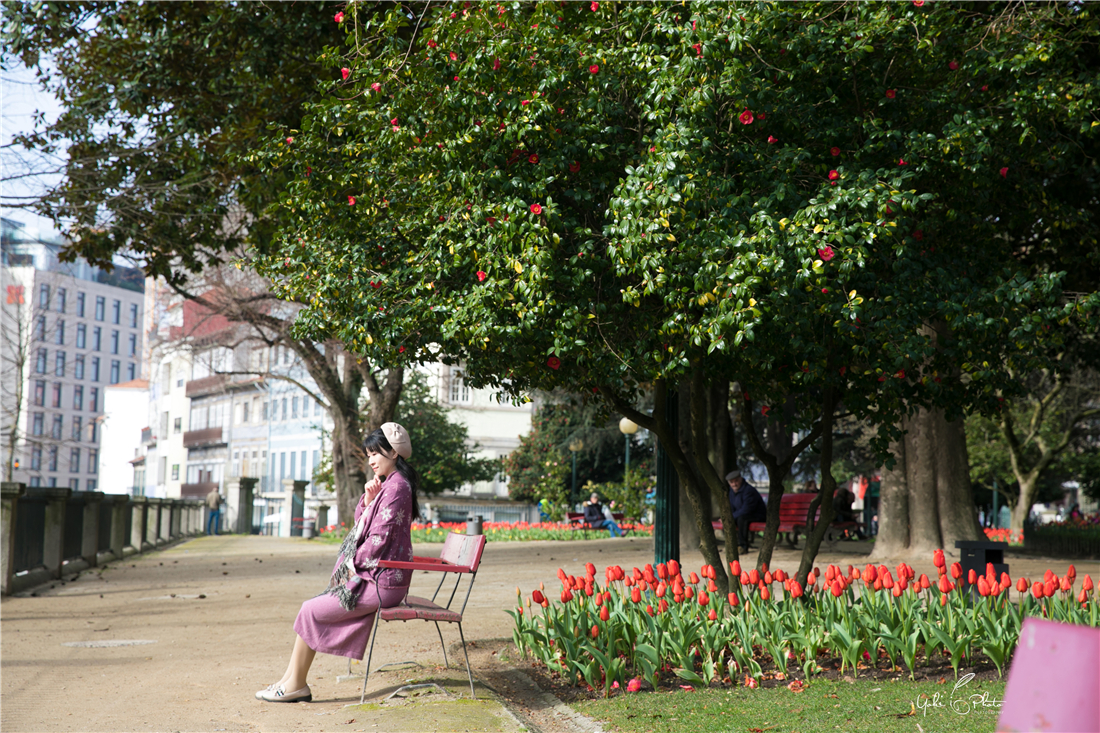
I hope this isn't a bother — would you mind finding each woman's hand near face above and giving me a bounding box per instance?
[362,476,383,506]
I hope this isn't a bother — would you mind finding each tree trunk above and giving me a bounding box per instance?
[796,388,839,586]
[871,408,981,562]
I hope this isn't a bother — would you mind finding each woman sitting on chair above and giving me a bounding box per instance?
[256,423,419,703]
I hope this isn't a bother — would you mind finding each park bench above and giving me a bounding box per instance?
[712,492,862,549]
[567,511,633,538]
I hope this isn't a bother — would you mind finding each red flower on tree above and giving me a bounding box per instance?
[1000,167,1009,178]
[828,169,839,180]
[948,60,959,71]
[492,58,501,71]
[589,64,600,74]
[334,11,344,23]
[476,270,487,282]
[767,135,778,144]
[591,1,599,10]
[449,51,458,62]
[885,88,896,99]
[347,195,356,206]
[830,146,841,156]
[569,161,581,173]
[341,67,350,80]
[371,82,381,92]
[528,153,539,164]
[547,356,561,370]
[817,246,835,261]
[692,43,702,57]
[529,203,542,215]
[912,229,923,240]
[739,109,754,125]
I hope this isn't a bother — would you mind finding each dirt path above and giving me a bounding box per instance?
[2,534,1093,733]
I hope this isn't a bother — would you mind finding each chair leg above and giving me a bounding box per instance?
[433,621,449,669]
[456,622,475,699]
[360,613,382,705]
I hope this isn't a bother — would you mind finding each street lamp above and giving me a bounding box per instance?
[618,417,638,481]
[569,439,584,509]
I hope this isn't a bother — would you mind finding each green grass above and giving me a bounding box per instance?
[573,677,1005,733]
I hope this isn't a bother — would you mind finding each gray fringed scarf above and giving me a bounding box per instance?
[321,494,380,611]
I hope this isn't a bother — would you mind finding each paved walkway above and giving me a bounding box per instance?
[2,534,1095,732]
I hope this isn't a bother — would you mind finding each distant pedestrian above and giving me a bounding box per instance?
[206,487,223,535]
[583,492,623,537]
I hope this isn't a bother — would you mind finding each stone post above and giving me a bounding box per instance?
[315,504,330,532]
[130,496,149,552]
[103,495,128,562]
[156,499,171,545]
[40,487,73,580]
[80,491,105,568]
[226,477,258,535]
[1,482,26,596]
[284,479,309,537]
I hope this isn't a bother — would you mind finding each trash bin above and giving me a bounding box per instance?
[302,518,316,539]
[466,514,483,535]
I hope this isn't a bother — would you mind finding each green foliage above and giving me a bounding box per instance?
[583,467,655,526]
[501,405,572,510]
[396,372,498,495]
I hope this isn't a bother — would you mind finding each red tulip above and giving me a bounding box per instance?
[689,572,700,585]
[561,589,573,603]
[938,576,952,594]
[599,606,610,622]
[658,599,669,613]
[631,587,641,604]
[708,609,717,621]
[968,569,977,585]
[728,592,740,607]
[1083,574,1094,592]
[933,549,946,568]
[1060,577,1072,593]
[1078,589,1089,604]
[882,573,894,590]
[1045,579,1058,597]
[831,580,843,597]
[646,604,655,616]
[1001,572,1011,588]
[763,571,773,585]
[749,569,760,585]
[789,581,803,599]
[684,586,694,600]
[806,571,817,586]
[707,579,718,593]
[1067,564,1077,581]
[655,582,666,598]
[950,562,962,580]
[977,578,990,597]
[1016,577,1029,593]
[730,560,742,577]
[760,586,771,601]
[892,584,903,598]
[532,590,545,604]
[698,591,710,606]
[863,565,877,584]
[669,560,681,577]
[591,624,599,638]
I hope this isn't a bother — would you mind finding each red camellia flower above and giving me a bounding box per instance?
[817,246,835,261]
[476,270,487,282]
[371,82,381,92]
[591,1,599,9]
[341,67,350,80]
[492,58,501,71]
[449,52,458,62]
[569,161,580,173]
[285,136,294,145]
[899,158,908,165]
[821,288,829,294]
[1000,167,1009,178]
[335,11,344,23]
[761,405,770,417]
[757,111,766,121]
[589,64,600,74]
[828,169,839,180]
[913,0,925,6]
[949,60,959,71]
[528,153,539,164]
[693,43,702,57]
[347,195,356,206]
[831,146,841,156]
[546,356,561,370]
[739,109,754,125]
[529,203,542,215]
[520,100,530,106]
[913,229,923,240]
[767,135,778,144]
[885,89,896,99]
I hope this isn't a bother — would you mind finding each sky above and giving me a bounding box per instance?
[1,59,64,240]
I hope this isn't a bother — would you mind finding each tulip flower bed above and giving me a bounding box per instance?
[982,527,1023,545]
[318,520,652,544]
[508,551,1097,699]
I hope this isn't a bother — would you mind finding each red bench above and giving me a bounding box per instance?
[712,492,861,548]
[567,511,632,538]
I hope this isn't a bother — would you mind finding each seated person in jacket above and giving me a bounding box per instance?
[727,470,766,553]
[583,492,624,537]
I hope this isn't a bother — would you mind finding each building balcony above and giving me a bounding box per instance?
[141,427,155,445]
[185,374,228,398]
[180,481,218,499]
[182,426,224,448]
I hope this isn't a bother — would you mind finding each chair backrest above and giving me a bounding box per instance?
[778,493,818,523]
[440,532,486,572]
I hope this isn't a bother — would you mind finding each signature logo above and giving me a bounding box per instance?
[916,673,1003,716]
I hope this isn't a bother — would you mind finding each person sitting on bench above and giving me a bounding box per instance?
[727,470,766,553]
[583,492,623,537]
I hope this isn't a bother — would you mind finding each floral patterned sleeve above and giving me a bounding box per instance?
[353,473,412,576]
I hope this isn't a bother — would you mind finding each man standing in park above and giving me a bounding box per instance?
[206,486,224,536]
[727,470,766,554]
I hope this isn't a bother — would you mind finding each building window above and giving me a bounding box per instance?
[127,333,136,356]
[173,417,182,433]
[55,351,65,377]
[69,478,80,491]
[314,398,322,416]
[39,283,50,309]
[29,477,41,487]
[240,401,250,424]
[46,477,56,487]
[291,396,299,419]
[47,445,58,472]
[127,362,136,380]
[111,299,120,325]
[312,449,320,477]
[281,397,287,421]
[89,387,99,412]
[52,415,63,440]
[76,323,86,348]
[72,415,82,440]
[171,464,179,481]
[30,444,42,471]
[74,355,84,380]
[57,287,66,312]
[92,326,101,350]
[36,348,47,373]
[33,380,45,407]
[262,401,268,421]
[73,385,83,410]
[110,330,119,354]
[109,360,120,384]
[88,449,98,473]
[76,292,85,317]
[290,451,297,480]
[91,357,100,381]
[129,303,139,328]
[94,296,105,321]
[89,421,98,443]
[280,452,286,480]
[32,413,43,436]
[55,320,65,345]
[300,450,307,480]
[87,479,97,491]
[51,382,62,408]
[34,315,46,340]
[70,448,81,473]
[450,368,470,403]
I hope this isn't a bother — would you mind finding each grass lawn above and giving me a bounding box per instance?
[573,677,1004,733]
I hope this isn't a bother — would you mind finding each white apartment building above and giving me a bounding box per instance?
[2,218,144,491]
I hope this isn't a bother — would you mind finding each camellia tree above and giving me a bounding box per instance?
[253,2,1099,585]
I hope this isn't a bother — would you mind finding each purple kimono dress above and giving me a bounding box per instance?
[293,472,414,659]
